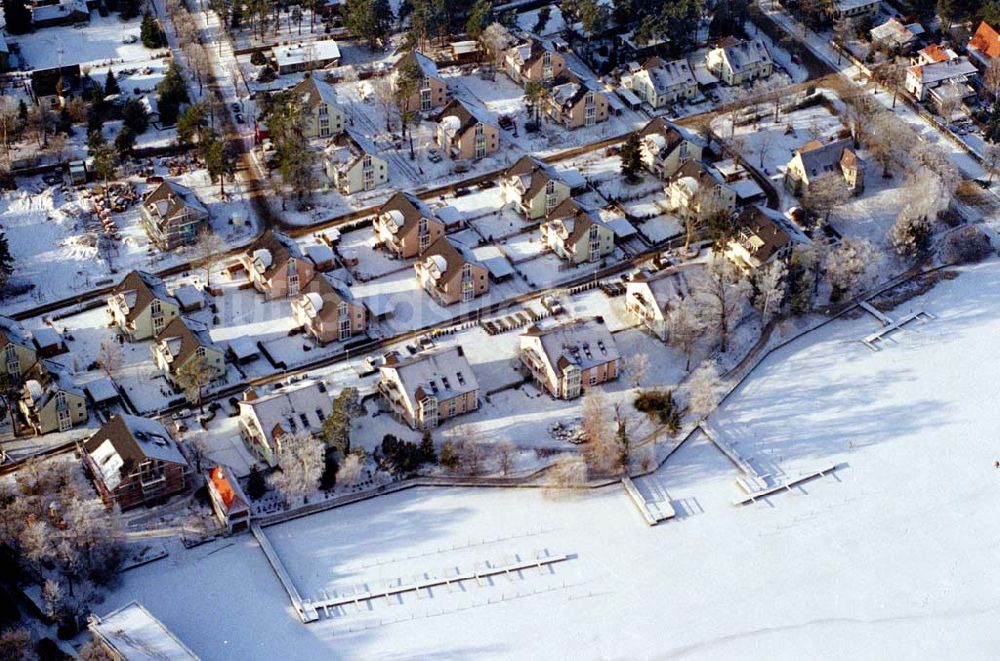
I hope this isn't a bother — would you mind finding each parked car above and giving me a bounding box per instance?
[122,35,138,44]
[427,149,442,163]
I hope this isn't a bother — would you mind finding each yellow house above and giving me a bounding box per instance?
[666,160,738,223]
[107,271,181,342]
[706,38,773,86]
[292,76,346,140]
[324,130,388,194]
[19,360,87,435]
[637,117,705,179]
[151,317,226,391]
[541,199,616,264]
[501,155,572,220]
[0,317,38,385]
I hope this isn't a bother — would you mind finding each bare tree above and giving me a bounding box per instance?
[581,390,626,474]
[270,431,324,504]
[97,339,123,378]
[666,297,704,371]
[982,142,1000,183]
[625,352,649,388]
[372,78,396,131]
[194,229,226,287]
[685,360,722,419]
[757,131,775,169]
[497,440,516,476]
[548,454,587,488]
[336,452,364,487]
[803,176,850,222]
[984,57,1000,102]
[174,355,217,411]
[825,237,880,301]
[753,260,787,325]
[694,257,750,353]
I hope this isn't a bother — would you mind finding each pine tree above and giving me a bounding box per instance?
[156,62,190,126]
[2,0,32,35]
[104,69,120,97]
[114,127,136,160]
[122,98,149,134]
[619,133,642,183]
[419,429,436,463]
[141,12,166,48]
[0,232,14,290]
[246,465,267,499]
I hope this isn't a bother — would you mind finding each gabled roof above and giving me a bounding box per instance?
[21,359,84,410]
[245,231,305,280]
[638,117,705,152]
[111,271,177,323]
[143,180,207,226]
[296,273,358,325]
[239,380,332,443]
[908,56,978,84]
[436,98,495,141]
[419,236,484,285]
[504,155,565,200]
[669,159,727,189]
[629,268,690,313]
[544,198,606,247]
[792,137,861,183]
[208,465,250,515]
[380,345,478,405]
[0,316,33,353]
[970,21,1000,60]
[91,601,198,661]
[522,316,619,372]
[635,57,696,93]
[377,191,441,236]
[732,205,810,264]
[292,75,341,111]
[549,71,605,111]
[326,129,379,170]
[84,415,187,491]
[710,38,772,74]
[918,43,956,63]
[394,51,440,80]
[155,317,218,373]
[507,38,558,70]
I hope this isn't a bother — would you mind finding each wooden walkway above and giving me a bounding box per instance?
[305,552,570,619]
[862,310,935,351]
[732,464,840,506]
[251,524,319,623]
[621,476,675,526]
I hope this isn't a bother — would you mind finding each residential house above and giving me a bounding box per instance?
[905,56,978,101]
[31,0,89,29]
[31,327,66,358]
[435,99,500,160]
[19,360,87,435]
[139,180,210,250]
[968,21,1000,71]
[520,317,620,399]
[392,51,448,113]
[240,231,315,300]
[377,346,479,430]
[107,271,180,341]
[637,117,705,179]
[290,274,367,345]
[324,130,387,193]
[541,199,616,264]
[90,602,198,661]
[723,205,811,271]
[373,191,445,258]
[30,64,81,109]
[869,17,924,53]
[151,317,226,389]
[546,72,610,129]
[500,155,572,219]
[0,316,37,385]
[292,76,346,139]
[505,38,566,86]
[273,40,341,74]
[237,381,332,467]
[414,237,490,305]
[913,43,957,66]
[827,0,880,20]
[207,465,251,533]
[784,137,865,195]
[666,160,738,223]
[83,415,189,510]
[625,269,691,341]
[628,57,698,108]
[706,38,772,86]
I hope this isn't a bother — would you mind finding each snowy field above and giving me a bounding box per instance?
[97,258,1000,659]
[10,13,163,71]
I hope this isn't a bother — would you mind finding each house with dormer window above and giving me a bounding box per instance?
[637,117,706,179]
[392,51,448,113]
[107,271,180,342]
[237,381,333,467]
[292,76,346,139]
[520,317,620,399]
[500,155,572,219]
[541,199,616,264]
[414,237,490,305]
[240,231,315,300]
[373,191,447,258]
[19,360,87,435]
[139,180,210,251]
[151,317,226,389]
[291,274,367,345]
[378,346,479,429]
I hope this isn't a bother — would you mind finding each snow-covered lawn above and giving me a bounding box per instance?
[99,258,1000,659]
[10,13,162,70]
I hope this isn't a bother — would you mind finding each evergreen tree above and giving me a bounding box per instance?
[156,62,190,126]
[175,102,208,146]
[114,127,136,160]
[119,0,141,19]
[465,0,491,38]
[619,133,642,183]
[0,232,14,290]
[17,99,28,123]
[203,136,236,195]
[419,430,436,463]
[2,0,32,35]
[86,128,106,153]
[344,0,394,50]
[246,465,267,499]
[141,12,166,48]
[104,69,120,97]
[122,98,149,134]
[319,449,339,490]
[57,107,74,136]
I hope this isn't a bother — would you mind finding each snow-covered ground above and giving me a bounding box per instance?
[10,13,163,71]
[97,258,1000,659]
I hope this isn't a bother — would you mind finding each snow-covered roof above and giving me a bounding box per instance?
[523,317,620,373]
[305,243,336,267]
[274,41,341,69]
[832,0,880,11]
[909,57,978,85]
[84,415,187,491]
[240,380,332,442]
[31,0,88,23]
[635,58,696,94]
[171,285,204,311]
[380,346,479,405]
[84,378,119,403]
[605,215,637,239]
[228,337,260,361]
[470,245,514,279]
[91,601,198,661]
[709,38,772,75]
[31,326,63,350]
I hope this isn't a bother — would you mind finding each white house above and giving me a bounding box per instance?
[237,381,333,467]
[706,38,772,86]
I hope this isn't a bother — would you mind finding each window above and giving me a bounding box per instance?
[420,88,432,111]
[318,105,328,116]
[589,371,598,385]
[448,399,456,416]
[196,346,206,358]
[419,218,431,251]
[545,180,559,213]
[151,300,162,316]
